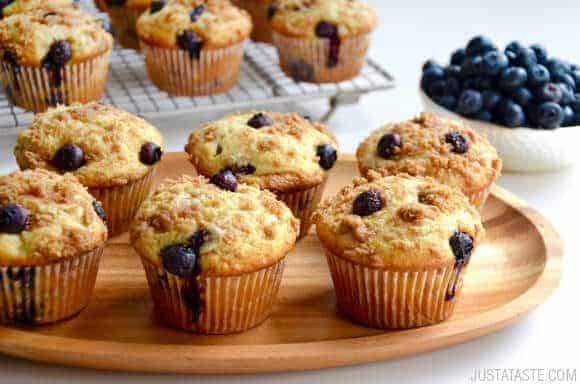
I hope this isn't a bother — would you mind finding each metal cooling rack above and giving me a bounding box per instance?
[0,9,394,135]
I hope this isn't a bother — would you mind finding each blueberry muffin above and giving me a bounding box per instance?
[136,0,252,95]
[0,0,75,19]
[184,111,338,238]
[0,7,113,112]
[269,0,378,83]
[102,0,152,49]
[130,175,298,334]
[231,0,276,43]
[0,169,107,325]
[357,113,502,211]
[313,172,484,329]
[14,103,164,236]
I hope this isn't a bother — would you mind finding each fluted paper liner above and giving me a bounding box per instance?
[324,248,465,329]
[139,40,245,96]
[141,257,286,334]
[106,6,147,49]
[89,167,156,237]
[272,32,370,83]
[0,50,111,112]
[0,247,103,325]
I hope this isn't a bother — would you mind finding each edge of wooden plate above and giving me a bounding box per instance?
[0,154,564,374]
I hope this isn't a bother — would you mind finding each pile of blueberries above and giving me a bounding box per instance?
[421,36,580,129]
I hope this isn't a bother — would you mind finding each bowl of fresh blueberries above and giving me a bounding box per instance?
[420,35,580,172]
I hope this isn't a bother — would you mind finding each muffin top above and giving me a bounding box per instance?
[130,175,299,276]
[0,7,113,66]
[0,169,107,266]
[14,103,164,188]
[136,0,252,49]
[185,111,339,191]
[314,172,484,269]
[0,0,75,19]
[270,0,378,38]
[357,113,502,196]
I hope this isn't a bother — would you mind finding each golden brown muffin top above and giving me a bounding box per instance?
[356,113,502,196]
[270,0,378,38]
[136,0,252,49]
[184,111,338,192]
[14,103,164,188]
[313,172,484,269]
[0,7,113,66]
[130,175,299,275]
[0,0,74,19]
[0,169,107,266]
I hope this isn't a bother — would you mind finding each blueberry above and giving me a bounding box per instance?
[559,83,575,105]
[572,70,580,89]
[190,4,204,22]
[139,142,162,165]
[572,112,580,126]
[525,104,540,127]
[498,100,525,128]
[427,80,447,98]
[422,60,441,72]
[571,94,580,112]
[445,77,461,96]
[481,50,508,76]
[444,132,470,154]
[456,89,483,116]
[315,21,338,39]
[290,60,314,82]
[547,58,572,76]
[92,201,107,224]
[149,0,164,13]
[535,83,562,103]
[0,203,28,234]
[433,95,457,110]
[465,36,496,57]
[247,112,274,128]
[52,144,85,172]
[513,47,537,69]
[450,48,466,66]
[0,0,15,18]
[474,110,493,122]
[41,40,72,70]
[499,67,528,91]
[505,41,525,54]
[105,0,127,5]
[267,3,278,20]
[101,19,113,35]
[473,76,493,90]
[562,106,574,126]
[316,144,337,170]
[420,67,445,90]
[3,49,18,66]
[537,102,564,129]
[177,30,203,60]
[161,244,197,277]
[445,65,462,79]
[530,44,548,65]
[511,87,533,107]
[314,22,341,67]
[505,49,518,66]
[210,169,237,192]
[460,55,483,77]
[232,164,256,175]
[553,72,576,90]
[449,231,474,266]
[527,65,550,88]
[482,90,502,110]
[377,133,402,159]
[352,190,383,217]
[188,229,208,251]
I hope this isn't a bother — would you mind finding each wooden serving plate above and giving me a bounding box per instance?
[0,153,563,374]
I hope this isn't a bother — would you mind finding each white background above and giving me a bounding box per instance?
[1,0,579,382]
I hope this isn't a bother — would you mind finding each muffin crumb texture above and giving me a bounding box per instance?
[130,175,299,275]
[0,0,74,19]
[313,173,484,269]
[0,169,107,265]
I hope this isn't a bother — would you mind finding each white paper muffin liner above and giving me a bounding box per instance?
[0,247,103,325]
[141,257,285,334]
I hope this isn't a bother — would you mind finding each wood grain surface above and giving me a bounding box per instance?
[0,153,563,374]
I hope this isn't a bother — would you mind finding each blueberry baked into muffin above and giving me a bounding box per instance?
[0,7,113,112]
[313,172,484,329]
[136,0,252,95]
[357,113,502,211]
[14,103,164,236]
[130,175,298,334]
[102,0,152,49]
[269,0,378,83]
[231,0,276,43]
[0,169,107,325]
[0,0,75,19]
[185,110,338,238]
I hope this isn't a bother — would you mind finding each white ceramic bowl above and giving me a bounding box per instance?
[419,89,580,173]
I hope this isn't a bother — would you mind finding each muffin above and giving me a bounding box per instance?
[184,111,338,239]
[270,0,378,83]
[14,103,164,236]
[0,169,107,325]
[231,0,275,43]
[130,175,298,334]
[0,7,113,112]
[313,173,484,329]
[102,0,152,49]
[136,0,252,96]
[357,113,502,211]
[0,0,75,19]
